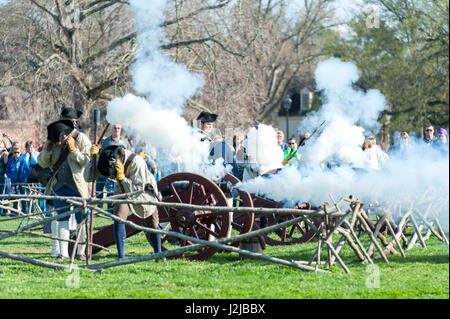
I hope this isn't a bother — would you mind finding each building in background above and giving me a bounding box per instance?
[278,86,314,139]
[0,86,40,147]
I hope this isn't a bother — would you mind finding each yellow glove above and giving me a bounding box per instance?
[115,159,125,181]
[90,144,100,159]
[282,159,289,165]
[66,136,77,153]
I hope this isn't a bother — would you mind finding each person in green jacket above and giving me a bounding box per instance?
[282,137,301,166]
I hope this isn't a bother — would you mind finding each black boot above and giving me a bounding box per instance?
[113,222,126,259]
[149,233,161,254]
[149,233,166,262]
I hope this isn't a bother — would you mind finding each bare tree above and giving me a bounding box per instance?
[0,0,236,134]
[1,0,333,137]
[177,0,334,130]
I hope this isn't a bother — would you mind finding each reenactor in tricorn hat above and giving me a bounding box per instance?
[38,108,92,262]
[88,144,163,261]
[196,111,238,174]
[196,111,218,142]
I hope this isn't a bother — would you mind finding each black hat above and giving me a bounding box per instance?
[97,145,125,177]
[61,107,83,119]
[47,120,75,143]
[196,111,218,123]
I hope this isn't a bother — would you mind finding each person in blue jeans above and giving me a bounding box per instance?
[6,145,31,215]
[88,144,162,261]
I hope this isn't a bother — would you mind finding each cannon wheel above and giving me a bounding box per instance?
[157,172,231,260]
[222,173,254,246]
[251,195,321,245]
[248,168,321,245]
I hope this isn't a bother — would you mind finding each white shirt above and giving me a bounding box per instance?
[364,146,388,170]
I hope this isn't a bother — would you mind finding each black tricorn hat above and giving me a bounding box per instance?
[61,106,83,119]
[97,145,125,177]
[196,111,218,123]
[47,120,75,143]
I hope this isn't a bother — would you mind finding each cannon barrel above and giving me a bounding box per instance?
[160,181,189,197]
[217,180,233,194]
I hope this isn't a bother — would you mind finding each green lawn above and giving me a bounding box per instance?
[0,215,448,299]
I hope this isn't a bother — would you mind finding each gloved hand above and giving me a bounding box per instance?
[282,159,289,165]
[90,144,100,159]
[44,140,54,151]
[115,159,125,181]
[66,136,77,153]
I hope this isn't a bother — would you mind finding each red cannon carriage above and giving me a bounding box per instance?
[90,169,322,260]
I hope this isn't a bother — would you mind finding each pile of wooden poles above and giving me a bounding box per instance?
[0,189,448,274]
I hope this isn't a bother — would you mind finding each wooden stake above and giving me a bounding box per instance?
[0,250,100,273]
[69,217,87,272]
[414,209,443,242]
[432,214,449,245]
[385,217,406,258]
[357,212,389,263]
[360,210,393,249]
[367,213,392,256]
[324,239,351,274]
[336,228,365,261]
[409,214,427,248]
[343,219,373,264]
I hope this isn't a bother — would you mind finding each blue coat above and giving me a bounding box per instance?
[6,156,31,184]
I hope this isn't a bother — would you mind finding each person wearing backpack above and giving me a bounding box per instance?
[88,144,162,261]
[38,108,92,262]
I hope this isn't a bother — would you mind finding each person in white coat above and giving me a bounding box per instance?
[362,136,388,170]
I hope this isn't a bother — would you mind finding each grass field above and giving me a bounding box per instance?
[0,214,448,299]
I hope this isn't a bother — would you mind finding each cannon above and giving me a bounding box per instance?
[245,168,322,246]
[90,171,256,260]
[90,167,322,260]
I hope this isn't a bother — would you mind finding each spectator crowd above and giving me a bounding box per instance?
[1,121,448,216]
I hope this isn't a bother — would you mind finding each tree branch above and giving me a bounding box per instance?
[84,31,136,65]
[161,0,231,28]
[80,0,128,22]
[28,0,61,27]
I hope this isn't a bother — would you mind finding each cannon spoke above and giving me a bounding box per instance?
[194,221,220,239]
[154,172,231,260]
[169,183,183,204]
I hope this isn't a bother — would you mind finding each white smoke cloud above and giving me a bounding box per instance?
[127,0,204,114]
[243,124,284,174]
[240,142,449,222]
[297,57,386,166]
[105,0,228,180]
[106,94,230,180]
[239,57,449,225]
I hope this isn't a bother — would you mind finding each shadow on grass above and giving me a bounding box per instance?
[391,253,449,264]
